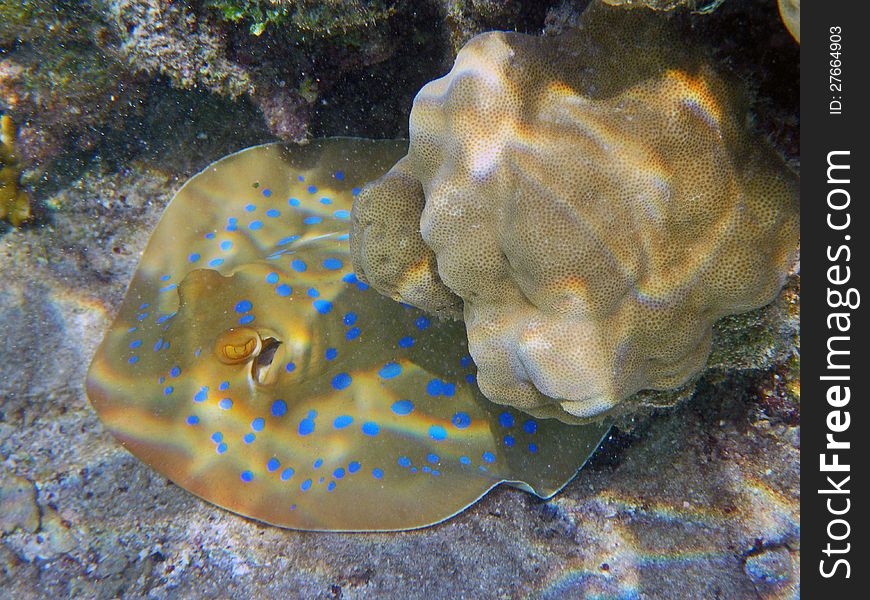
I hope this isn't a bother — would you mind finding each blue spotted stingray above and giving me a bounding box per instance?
[86,139,611,531]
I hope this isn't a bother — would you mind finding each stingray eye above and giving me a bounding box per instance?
[215,327,262,364]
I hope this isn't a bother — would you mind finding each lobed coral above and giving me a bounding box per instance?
[0,115,31,226]
[351,5,800,423]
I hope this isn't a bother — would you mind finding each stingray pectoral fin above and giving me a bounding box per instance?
[86,138,609,531]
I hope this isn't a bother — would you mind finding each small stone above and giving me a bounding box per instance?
[0,472,40,534]
[744,546,793,586]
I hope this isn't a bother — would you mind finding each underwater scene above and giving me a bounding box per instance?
[1,0,798,598]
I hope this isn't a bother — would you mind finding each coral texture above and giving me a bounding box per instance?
[351,7,799,422]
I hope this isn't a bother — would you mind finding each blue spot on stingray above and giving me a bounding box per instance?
[342,273,358,283]
[466,374,476,384]
[251,418,265,432]
[303,216,322,225]
[452,412,471,429]
[298,416,315,436]
[186,415,199,426]
[372,468,384,479]
[288,197,300,206]
[379,362,402,379]
[239,314,254,325]
[523,419,538,434]
[301,479,312,491]
[205,232,216,239]
[336,233,349,240]
[426,379,444,396]
[159,284,177,293]
[281,468,295,481]
[262,188,272,197]
[398,336,414,348]
[333,415,353,429]
[313,299,333,314]
[271,399,287,416]
[348,461,361,474]
[249,220,263,230]
[307,288,320,298]
[170,366,181,377]
[267,458,280,472]
[361,422,380,436]
[235,300,252,313]
[225,224,238,232]
[188,253,201,263]
[211,432,223,444]
[291,259,307,272]
[346,327,360,340]
[160,274,170,281]
[334,171,345,180]
[277,235,299,246]
[153,338,163,352]
[194,388,208,403]
[333,468,345,479]
[323,258,342,270]
[528,443,539,453]
[163,387,174,396]
[427,453,440,464]
[285,362,296,372]
[128,356,139,364]
[333,210,350,219]
[443,383,456,397]
[220,240,233,251]
[243,433,255,444]
[498,412,514,428]
[482,451,496,463]
[460,355,472,368]
[319,197,332,205]
[325,348,338,360]
[504,435,515,447]
[216,443,228,454]
[137,312,149,322]
[391,400,414,416]
[398,457,411,468]
[332,373,353,390]
[219,398,233,410]
[129,340,142,349]
[352,187,361,196]
[276,284,292,296]
[327,481,336,492]
[415,316,431,330]
[460,456,471,465]
[208,258,224,267]
[266,208,280,218]
[343,312,357,325]
[244,204,256,212]
[422,466,431,474]
[266,272,279,284]
[307,185,317,194]
[313,458,323,469]
[429,425,447,441]
[219,381,230,391]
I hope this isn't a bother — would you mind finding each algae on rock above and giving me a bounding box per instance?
[0,115,30,227]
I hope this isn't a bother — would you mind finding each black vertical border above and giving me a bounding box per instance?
[802,2,869,595]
